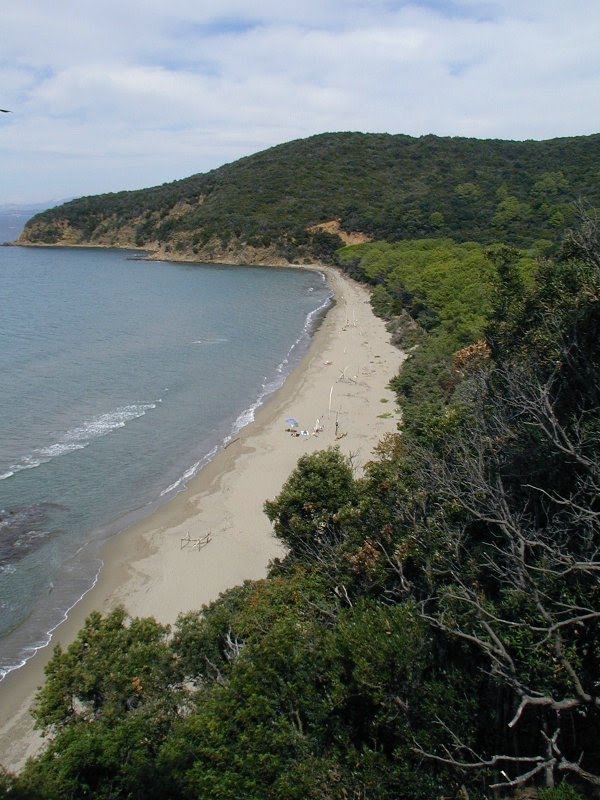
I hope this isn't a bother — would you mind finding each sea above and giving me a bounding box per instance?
[0,212,331,680]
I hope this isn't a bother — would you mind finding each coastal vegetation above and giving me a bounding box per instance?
[336,237,537,428]
[2,132,599,798]
[18,132,600,263]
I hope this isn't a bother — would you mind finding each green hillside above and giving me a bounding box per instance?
[19,131,600,262]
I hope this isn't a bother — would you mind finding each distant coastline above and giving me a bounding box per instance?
[13,239,299,268]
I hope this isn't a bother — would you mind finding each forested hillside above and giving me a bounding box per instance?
[3,208,598,798]
[19,132,600,263]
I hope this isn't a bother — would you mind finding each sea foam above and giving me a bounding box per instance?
[0,403,156,480]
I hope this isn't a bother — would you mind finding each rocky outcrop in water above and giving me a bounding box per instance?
[0,504,65,566]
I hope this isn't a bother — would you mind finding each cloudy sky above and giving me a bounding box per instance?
[1,0,599,204]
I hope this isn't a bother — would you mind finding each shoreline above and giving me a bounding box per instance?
[13,241,291,268]
[0,265,405,772]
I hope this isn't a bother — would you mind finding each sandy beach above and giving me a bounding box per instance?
[0,265,405,772]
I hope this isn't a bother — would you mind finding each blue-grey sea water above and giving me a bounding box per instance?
[0,216,331,678]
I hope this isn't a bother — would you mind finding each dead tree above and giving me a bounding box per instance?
[404,363,600,791]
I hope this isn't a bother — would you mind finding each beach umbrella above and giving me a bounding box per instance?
[285,417,299,427]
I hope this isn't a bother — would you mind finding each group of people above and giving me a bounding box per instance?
[286,417,326,438]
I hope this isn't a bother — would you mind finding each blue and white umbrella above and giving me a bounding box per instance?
[285,417,299,427]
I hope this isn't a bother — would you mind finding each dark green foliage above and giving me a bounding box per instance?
[32,607,178,732]
[21,132,600,260]
[539,785,587,800]
[159,586,450,800]
[383,214,600,791]
[18,608,184,799]
[264,447,358,560]
[309,229,344,261]
[0,767,33,800]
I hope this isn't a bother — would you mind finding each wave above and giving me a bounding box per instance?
[191,338,228,345]
[0,403,156,480]
[273,287,333,378]
[0,559,102,682]
[157,289,333,503]
[160,459,201,497]
[229,288,333,435]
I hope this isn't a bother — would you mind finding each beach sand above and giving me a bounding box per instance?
[0,265,405,772]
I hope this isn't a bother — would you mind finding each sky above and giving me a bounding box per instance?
[1,0,599,205]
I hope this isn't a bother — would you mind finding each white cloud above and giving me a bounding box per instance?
[0,0,598,202]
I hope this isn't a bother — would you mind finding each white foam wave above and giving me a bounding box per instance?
[227,291,333,440]
[160,460,201,496]
[1,403,156,480]
[233,405,256,432]
[31,287,334,536]
[0,560,102,682]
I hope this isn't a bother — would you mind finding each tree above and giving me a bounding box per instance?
[410,366,600,790]
[402,215,600,791]
[0,767,33,800]
[32,607,179,732]
[264,447,358,560]
[20,608,184,800]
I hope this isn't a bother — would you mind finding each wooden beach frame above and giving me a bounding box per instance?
[180,531,212,550]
